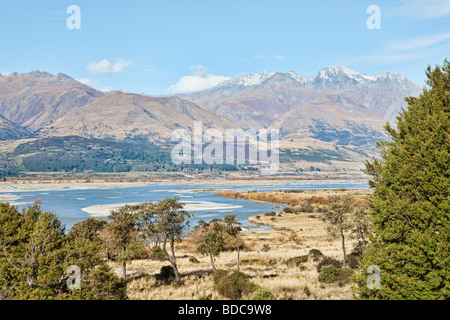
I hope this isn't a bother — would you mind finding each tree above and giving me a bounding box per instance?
[103,205,142,281]
[321,195,354,268]
[0,203,125,300]
[195,220,225,272]
[137,198,190,282]
[357,60,450,300]
[223,215,243,272]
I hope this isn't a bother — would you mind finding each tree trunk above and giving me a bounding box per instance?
[340,229,347,268]
[162,238,181,281]
[209,253,216,272]
[236,237,240,272]
[122,261,127,280]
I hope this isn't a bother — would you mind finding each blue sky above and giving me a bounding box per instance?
[1,0,449,94]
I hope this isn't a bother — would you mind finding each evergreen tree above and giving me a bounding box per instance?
[0,204,125,300]
[103,205,142,282]
[356,60,450,300]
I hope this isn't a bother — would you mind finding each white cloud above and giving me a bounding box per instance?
[396,0,450,19]
[168,65,230,93]
[86,59,133,75]
[385,32,450,52]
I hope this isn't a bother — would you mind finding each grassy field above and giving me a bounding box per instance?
[119,189,372,300]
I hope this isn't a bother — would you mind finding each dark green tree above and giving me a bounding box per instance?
[0,203,125,300]
[103,205,143,281]
[356,60,450,300]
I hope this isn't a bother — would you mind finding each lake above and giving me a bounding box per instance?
[0,180,370,231]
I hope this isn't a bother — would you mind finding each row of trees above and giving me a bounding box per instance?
[0,195,246,299]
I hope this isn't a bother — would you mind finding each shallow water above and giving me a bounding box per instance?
[1,180,370,231]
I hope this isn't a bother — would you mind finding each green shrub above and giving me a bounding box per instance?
[318,266,354,286]
[347,251,362,269]
[285,255,309,267]
[318,265,338,283]
[156,265,175,282]
[189,256,200,264]
[316,257,342,272]
[213,271,257,300]
[308,249,324,262]
[265,211,277,216]
[150,245,166,261]
[336,268,354,286]
[246,287,275,300]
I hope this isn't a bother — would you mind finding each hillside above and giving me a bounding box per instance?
[39,91,238,144]
[0,115,32,141]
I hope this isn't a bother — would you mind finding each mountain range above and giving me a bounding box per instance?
[0,67,424,174]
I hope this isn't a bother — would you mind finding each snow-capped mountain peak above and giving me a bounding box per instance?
[216,70,277,89]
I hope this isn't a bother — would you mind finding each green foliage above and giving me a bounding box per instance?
[0,203,124,300]
[156,266,176,282]
[319,266,354,286]
[149,246,167,261]
[103,205,143,280]
[213,270,257,300]
[308,249,324,262]
[189,256,200,264]
[357,60,450,300]
[317,257,342,272]
[9,135,240,175]
[246,287,275,300]
[285,255,309,267]
[136,198,191,281]
[319,265,338,283]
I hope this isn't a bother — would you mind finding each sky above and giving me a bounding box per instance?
[1,0,449,95]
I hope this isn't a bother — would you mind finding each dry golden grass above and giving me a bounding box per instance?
[123,189,372,300]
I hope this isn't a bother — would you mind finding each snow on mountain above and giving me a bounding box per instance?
[215,71,277,89]
[190,66,423,122]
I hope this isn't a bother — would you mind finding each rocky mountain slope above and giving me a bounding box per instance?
[0,114,32,140]
[180,66,423,125]
[0,71,104,132]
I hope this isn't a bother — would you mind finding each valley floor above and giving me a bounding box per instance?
[120,189,372,300]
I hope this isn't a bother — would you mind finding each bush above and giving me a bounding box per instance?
[282,207,294,213]
[319,265,338,283]
[265,211,277,217]
[189,256,200,264]
[156,265,175,282]
[150,245,166,261]
[296,204,314,213]
[336,268,354,286]
[347,251,362,269]
[308,249,324,262]
[317,257,342,272]
[213,271,257,300]
[285,255,309,267]
[246,287,275,300]
[318,266,354,286]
